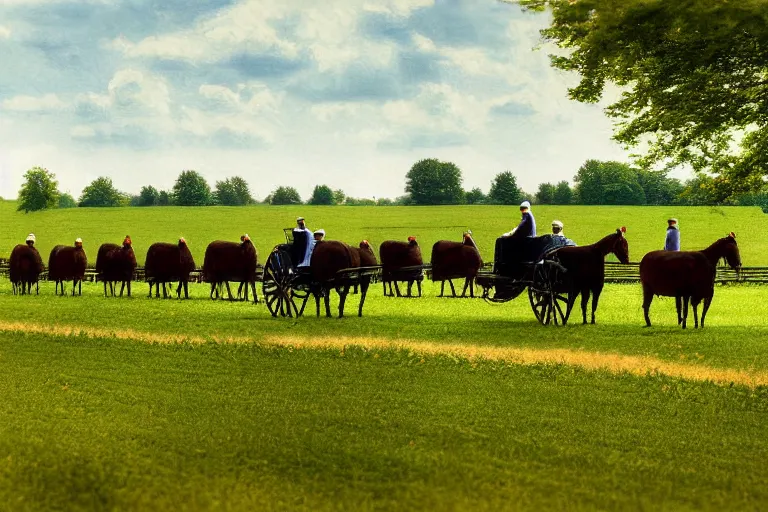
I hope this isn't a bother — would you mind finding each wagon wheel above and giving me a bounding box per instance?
[528,262,568,326]
[263,249,302,318]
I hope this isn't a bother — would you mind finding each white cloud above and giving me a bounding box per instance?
[363,0,433,16]
[1,93,66,112]
[0,0,111,4]
[0,26,11,39]
[70,125,96,138]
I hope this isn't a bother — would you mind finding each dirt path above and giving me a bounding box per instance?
[1,320,766,388]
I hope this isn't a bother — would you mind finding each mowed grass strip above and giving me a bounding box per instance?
[2,280,768,373]
[0,330,766,511]
[1,320,766,389]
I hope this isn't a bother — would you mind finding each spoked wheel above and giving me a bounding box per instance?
[528,261,568,325]
[263,250,306,318]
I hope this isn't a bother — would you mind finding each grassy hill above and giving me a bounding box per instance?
[1,200,765,265]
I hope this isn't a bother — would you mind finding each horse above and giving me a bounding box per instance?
[430,231,483,298]
[555,227,630,325]
[640,232,741,329]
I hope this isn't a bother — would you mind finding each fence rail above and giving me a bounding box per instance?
[1,259,766,285]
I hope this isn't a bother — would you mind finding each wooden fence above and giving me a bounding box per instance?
[1,258,766,285]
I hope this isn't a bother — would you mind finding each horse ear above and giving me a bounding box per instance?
[729,232,736,239]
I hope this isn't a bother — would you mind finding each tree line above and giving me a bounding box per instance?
[13,158,768,213]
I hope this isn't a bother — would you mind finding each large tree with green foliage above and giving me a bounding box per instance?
[173,170,212,206]
[535,182,555,204]
[268,186,302,205]
[488,171,522,205]
[79,177,123,207]
[215,177,253,206]
[17,167,60,213]
[513,0,768,199]
[465,187,487,205]
[553,181,573,205]
[573,160,646,205]
[58,193,77,209]
[137,185,160,207]
[308,185,335,205]
[405,158,464,205]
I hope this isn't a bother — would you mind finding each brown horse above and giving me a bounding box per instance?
[555,228,630,325]
[640,233,741,329]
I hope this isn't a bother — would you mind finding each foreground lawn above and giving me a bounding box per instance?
[2,280,768,373]
[0,330,766,511]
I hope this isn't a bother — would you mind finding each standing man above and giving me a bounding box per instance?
[503,201,537,238]
[294,217,314,267]
[551,220,565,238]
[664,218,680,251]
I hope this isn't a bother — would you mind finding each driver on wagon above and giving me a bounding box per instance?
[294,216,314,267]
[503,201,537,238]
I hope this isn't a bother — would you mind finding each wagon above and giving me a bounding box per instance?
[262,228,382,317]
[475,235,574,325]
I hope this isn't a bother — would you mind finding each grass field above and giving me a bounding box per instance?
[2,199,765,265]
[1,202,768,510]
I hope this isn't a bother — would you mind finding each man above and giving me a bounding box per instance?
[664,218,680,251]
[551,220,565,238]
[25,233,36,247]
[503,201,537,238]
[313,229,326,242]
[294,217,314,267]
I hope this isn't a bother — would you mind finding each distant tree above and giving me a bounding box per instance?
[344,197,376,206]
[636,170,684,206]
[464,187,486,205]
[553,181,574,205]
[394,195,413,206]
[376,198,394,206]
[676,175,720,206]
[157,190,172,206]
[308,185,335,205]
[78,177,123,207]
[17,167,60,213]
[333,189,346,205]
[405,158,464,205]
[488,171,523,205]
[173,170,212,206]
[215,177,253,206]
[269,186,302,205]
[129,195,142,207]
[573,160,645,205]
[57,192,77,209]
[137,185,160,206]
[535,182,556,204]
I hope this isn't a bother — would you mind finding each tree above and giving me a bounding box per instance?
[465,187,487,205]
[344,197,376,206]
[553,181,573,205]
[405,158,464,205]
[269,186,302,205]
[636,170,684,206]
[157,190,172,206]
[488,171,522,205]
[573,160,645,205]
[58,192,77,209]
[215,177,253,206]
[308,185,335,205]
[513,0,768,199]
[78,177,123,207]
[333,189,346,205]
[17,167,59,213]
[173,170,212,206]
[676,175,720,206]
[535,183,556,204]
[137,185,160,207]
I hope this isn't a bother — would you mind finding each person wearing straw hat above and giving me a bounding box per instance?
[25,233,36,247]
[503,200,537,238]
[313,229,326,242]
[664,218,680,251]
[551,220,565,238]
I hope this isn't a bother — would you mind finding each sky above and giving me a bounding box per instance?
[0,0,640,201]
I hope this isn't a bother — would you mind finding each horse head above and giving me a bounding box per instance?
[612,227,630,264]
[722,232,741,269]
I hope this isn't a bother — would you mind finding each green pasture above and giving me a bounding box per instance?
[1,200,765,265]
[2,201,768,510]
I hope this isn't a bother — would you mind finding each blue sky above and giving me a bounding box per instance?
[0,0,635,201]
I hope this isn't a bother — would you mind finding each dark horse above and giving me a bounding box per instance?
[555,227,630,325]
[640,233,741,329]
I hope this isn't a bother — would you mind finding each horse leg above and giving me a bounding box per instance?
[250,282,258,304]
[681,296,689,329]
[358,280,370,317]
[407,281,413,297]
[564,290,577,324]
[461,278,469,298]
[675,296,683,325]
[449,280,457,297]
[701,296,712,328]
[692,298,700,329]
[642,286,654,327]
[338,285,349,318]
[439,281,444,297]
[394,281,402,297]
[580,289,589,325]
[590,287,602,325]
[324,286,332,317]
[225,282,234,301]
[417,280,422,297]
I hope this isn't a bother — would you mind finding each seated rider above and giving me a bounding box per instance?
[503,201,536,238]
[313,229,326,242]
[293,217,314,267]
[551,220,564,238]
[26,233,36,247]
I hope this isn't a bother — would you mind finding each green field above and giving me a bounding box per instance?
[1,202,768,510]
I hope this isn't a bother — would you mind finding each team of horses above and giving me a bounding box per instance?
[6,228,741,328]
